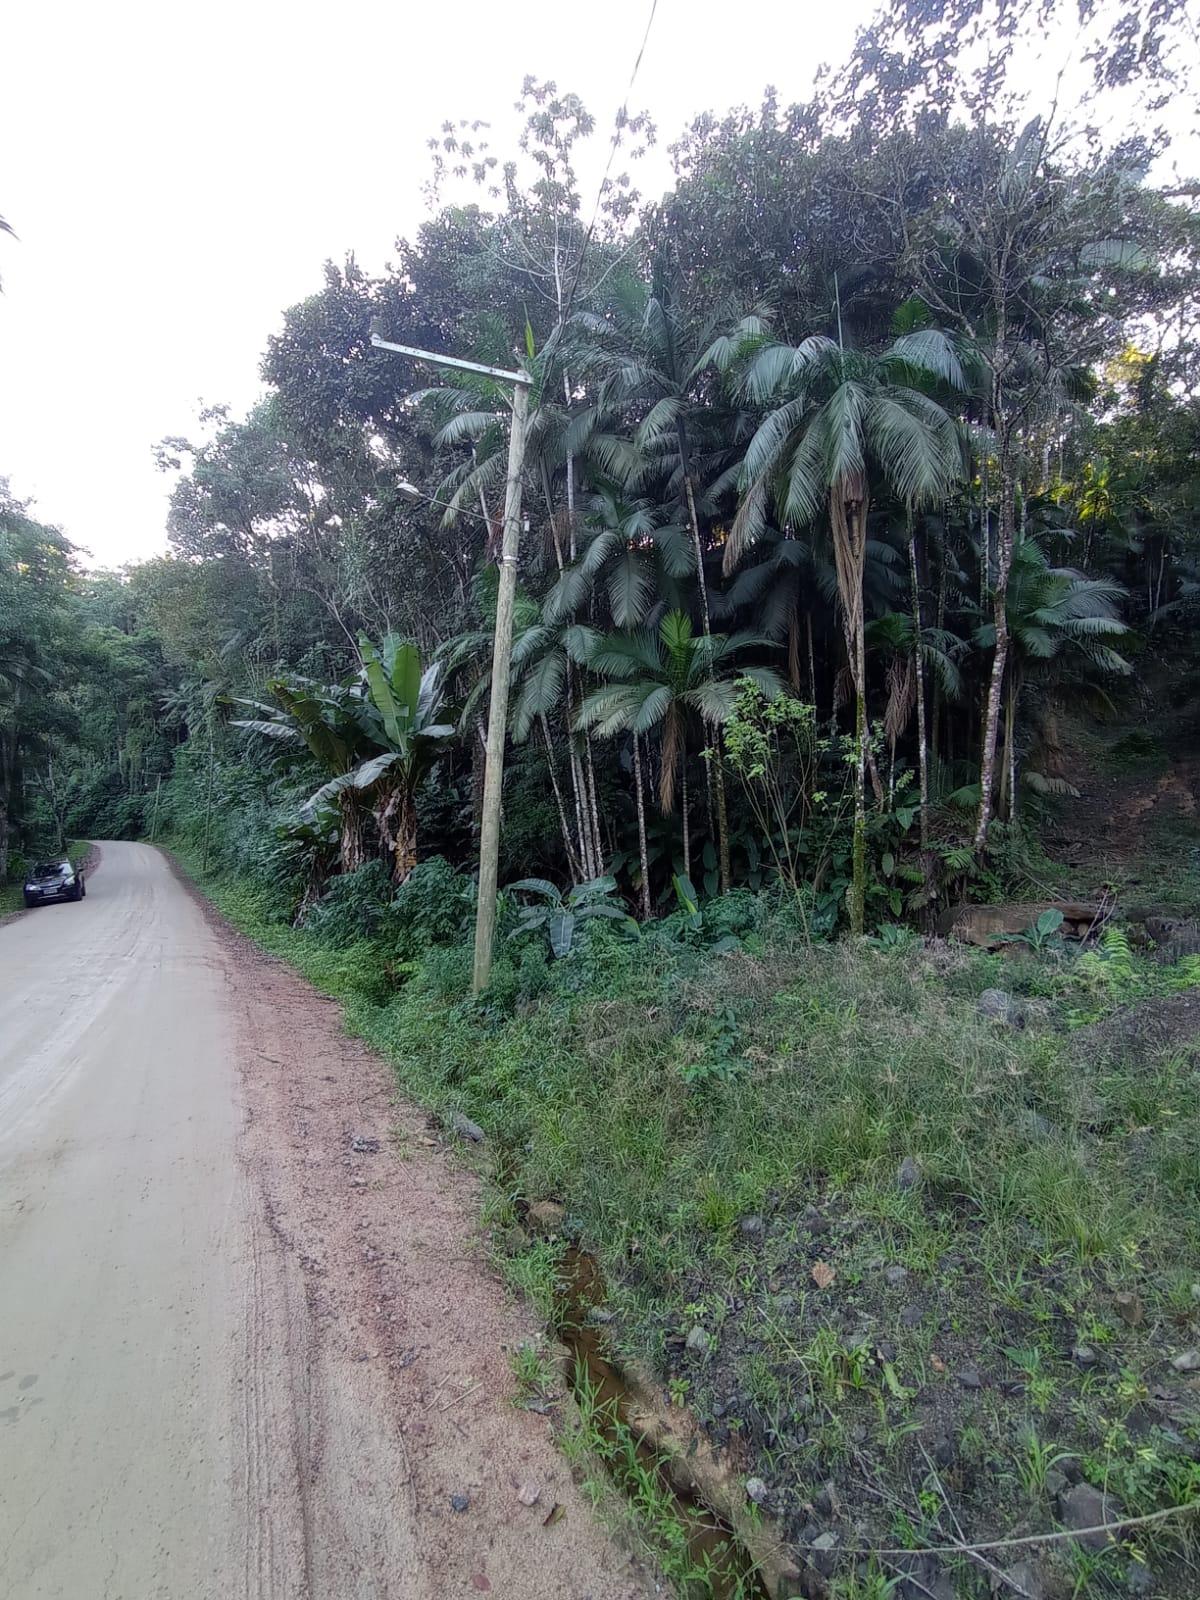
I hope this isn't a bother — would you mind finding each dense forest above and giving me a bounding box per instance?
[3,0,1197,932]
[5,1,1200,1589]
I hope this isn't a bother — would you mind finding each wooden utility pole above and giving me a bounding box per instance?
[370,335,532,994]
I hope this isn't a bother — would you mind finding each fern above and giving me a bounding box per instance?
[1164,954,1200,993]
[1074,923,1139,1000]
[940,844,976,873]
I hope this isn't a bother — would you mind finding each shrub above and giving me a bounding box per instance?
[301,861,393,946]
[381,856,474,960]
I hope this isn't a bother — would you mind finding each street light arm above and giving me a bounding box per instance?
[370,335,529,388]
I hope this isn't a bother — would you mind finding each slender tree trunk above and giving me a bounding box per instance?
[562,368,578,562]
[541,714,581,881]
[831,482,870,935]
[1002,668,1021,823]
[807,611,817,710]
[980,445,991,608]
[908,513,930,851]
[975,442,1015,850]
[676,415,732,889]
[787,613,802,691]
[931,527,948,777]
[541,460,565,572]
[676,417,711,637]
[713,735,732,892]
[851,674,867,936]
[584,733,604,875]
[680,756,691,882]
[632,732,652,920]
[569,743,594,880]
[564,670,595,878]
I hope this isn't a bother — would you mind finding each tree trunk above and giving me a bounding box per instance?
[377,783,418,884]
[562,360,578,560]
[851,673,867,937]
[338,791,367,873]
[584,733,604,876]
[807,611,817,710]
[676,413,732,891]
[676,417,711,637]
[830,480,870,936]
[569,742,594,880]
[680,756,691,882]
[908,514,930,851]
[1001,668,1020,823]
[975,447,1015,850]
[632,732,652,920]
[931,527,948,777]
[542,714,582,881]
[713,736,732,893]
[787,613,802,691]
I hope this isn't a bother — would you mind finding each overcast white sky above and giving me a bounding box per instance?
[3,1,1192,568]
[0,0,870,566]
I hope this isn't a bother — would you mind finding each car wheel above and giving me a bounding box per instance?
[23,894,35,908]
[80,879,87,899]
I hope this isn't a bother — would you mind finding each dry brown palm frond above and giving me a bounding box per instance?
[884,655,917,746]
[833,664,852,713]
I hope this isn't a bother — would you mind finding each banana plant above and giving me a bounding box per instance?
[232,678,373,872]
[309,634,455,884]
[507,874,636,957]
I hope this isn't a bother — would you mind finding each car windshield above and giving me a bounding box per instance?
[32,861,69,877]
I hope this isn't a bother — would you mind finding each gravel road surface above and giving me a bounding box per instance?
[0,842,650,1600]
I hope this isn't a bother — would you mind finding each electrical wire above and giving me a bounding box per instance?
[556,0,660,339]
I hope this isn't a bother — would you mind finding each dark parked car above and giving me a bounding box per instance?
[23,858,86,907]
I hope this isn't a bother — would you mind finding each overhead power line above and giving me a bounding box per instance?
[557,0,660,337]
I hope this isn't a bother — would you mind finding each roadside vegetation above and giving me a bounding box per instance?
[172,817,1200,1597]
[3,0,1200,1591]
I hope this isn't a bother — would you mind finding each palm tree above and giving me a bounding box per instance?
[542,485,694,630]
[721,327,965,932]
[577,610,782,884]
[572,265,754,892]
[865,610,965,817]
[572,265,728,629]
[976,536,1130,816]
[442,584,602,884]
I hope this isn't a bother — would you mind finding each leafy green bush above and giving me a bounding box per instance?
[381,856,474,960]
[301,861,394,945]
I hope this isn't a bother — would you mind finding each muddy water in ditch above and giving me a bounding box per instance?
[556,1248,769,1600]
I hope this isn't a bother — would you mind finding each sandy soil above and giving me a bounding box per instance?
[0,841,654,1600]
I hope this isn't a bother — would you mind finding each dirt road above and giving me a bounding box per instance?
[0,842,651,1600]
